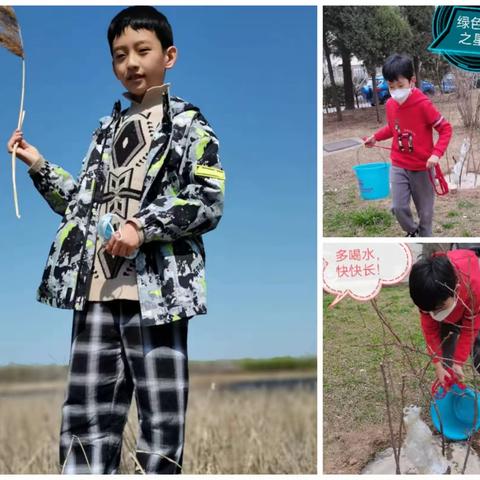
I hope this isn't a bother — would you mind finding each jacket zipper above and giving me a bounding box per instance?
[71,120,117,306]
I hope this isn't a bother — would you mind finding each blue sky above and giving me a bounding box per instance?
[0,6,316,364]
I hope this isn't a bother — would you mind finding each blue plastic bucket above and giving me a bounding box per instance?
[352,162,390,200]
[430,384,480,441]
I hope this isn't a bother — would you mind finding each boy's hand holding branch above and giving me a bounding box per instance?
[7,129,41,167]
[8,129,142,258]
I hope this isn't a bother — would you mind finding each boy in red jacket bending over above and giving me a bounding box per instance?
[365,53,452,237]
[409,249,480,386]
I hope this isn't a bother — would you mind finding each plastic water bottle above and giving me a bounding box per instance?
[403,405,449,474]
[97,213,138,260]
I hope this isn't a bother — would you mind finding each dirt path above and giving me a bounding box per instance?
[323,425,390,474]
[323,94,480,237]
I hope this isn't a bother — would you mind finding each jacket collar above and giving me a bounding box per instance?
[95,90,201,203]
[100,85,200,134]
[122,83,170,109]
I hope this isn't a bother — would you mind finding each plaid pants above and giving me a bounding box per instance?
[59,300,190,474]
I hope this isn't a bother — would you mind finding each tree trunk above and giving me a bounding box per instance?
[434,59,442,95]
[372,71,380,123]
[341,45,355,110]
[323,31,342,121]
[413,55,421,91]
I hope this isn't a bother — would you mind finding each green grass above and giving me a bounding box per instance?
[324,181,480,237]
[323,285,428,429]
[323,189,336,197]
[441,222,456,230]
[324,282,480,452]
[323,184,400,236]
[0,357,317,383]
[350,208,393,227]
[458,200,475,209]
[238,356,316,371]
[326,203,394,236]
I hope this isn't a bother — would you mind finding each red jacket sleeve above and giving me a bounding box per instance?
[453,314,480,364]
[423,101,452,158]
[420,312,443,363]
[373,125,393,142]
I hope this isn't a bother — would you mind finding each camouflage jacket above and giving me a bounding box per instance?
[29,92,225,326]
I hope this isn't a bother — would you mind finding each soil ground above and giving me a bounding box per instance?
[323,284,480,474]
[323,92,480,237]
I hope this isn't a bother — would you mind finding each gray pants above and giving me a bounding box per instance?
[391,166,434,237]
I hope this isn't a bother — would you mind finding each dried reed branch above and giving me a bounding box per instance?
[21,442,53,474]
[397,375,406,466]
[61,435,92,474]
[0,5,25,218]
[136,449,182,470]
[380,362,400,474]
[130,452,146,475]
[0,6,24,58]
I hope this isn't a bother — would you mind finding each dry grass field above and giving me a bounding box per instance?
[0,371,316,474]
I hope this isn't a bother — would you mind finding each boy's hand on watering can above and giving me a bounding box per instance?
[364,135,376,148]
[426,154,440,169]
[452,363,465,382]
[434,362,452,387]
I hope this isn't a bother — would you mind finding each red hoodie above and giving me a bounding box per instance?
[420,250,480,365]
[374,88,452,171]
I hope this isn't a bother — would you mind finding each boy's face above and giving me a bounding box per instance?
[419,292,457,321]
[386,75,415,91]
[430,295,456,315]
[112,26,177,101]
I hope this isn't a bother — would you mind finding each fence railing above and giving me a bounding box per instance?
[323,89,372,114]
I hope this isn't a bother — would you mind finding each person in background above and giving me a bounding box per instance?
[365,53,452,237]
[409,249,480,386]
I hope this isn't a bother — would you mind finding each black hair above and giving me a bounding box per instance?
[409,254,457,312]
[108,6,173,55]
[382,53,414,82]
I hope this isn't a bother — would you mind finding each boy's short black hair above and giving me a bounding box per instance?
[382,53,414,82]
[409,254,457,312]
[108,6,173,55]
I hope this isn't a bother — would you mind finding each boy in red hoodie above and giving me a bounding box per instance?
[365,54,452,237]
[409,249,480,386]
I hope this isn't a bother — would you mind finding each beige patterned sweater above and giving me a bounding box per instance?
[88,84,169,301]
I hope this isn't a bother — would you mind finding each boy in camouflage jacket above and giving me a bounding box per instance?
[7,6,224,474]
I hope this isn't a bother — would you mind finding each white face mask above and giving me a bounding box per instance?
[390,87,411,104]
[97,213,138,260]
[429,297,458,322]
